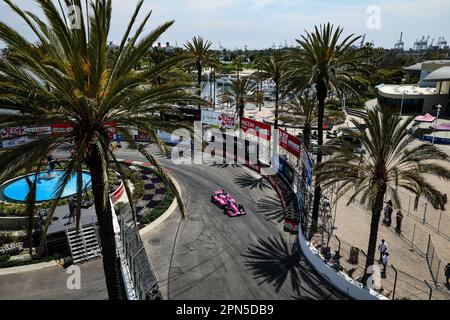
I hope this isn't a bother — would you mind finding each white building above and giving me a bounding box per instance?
[377,60,450,115]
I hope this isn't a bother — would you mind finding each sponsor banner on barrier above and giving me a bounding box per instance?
[201,110,236,129]
[135,130,151,142]
[25,126,52,134]
[157,130,185,145]
[1,126,52,137]
[301,146,314,186]
[1,136,31,148]
[51,123,73,135]
[240,117,271,140]
[1,126,26,138]
[0,126,51,148]
[278,128,301,158]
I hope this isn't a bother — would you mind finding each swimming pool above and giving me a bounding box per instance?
[1,170,92,202]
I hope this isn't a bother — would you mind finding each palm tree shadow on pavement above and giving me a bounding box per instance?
[233,172,271,190]
[256,196,285,222]
[210,163,242,169]
[242,234,347,300]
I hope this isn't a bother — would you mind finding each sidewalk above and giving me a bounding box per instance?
[330,190,449,300]
[317,109,450,299]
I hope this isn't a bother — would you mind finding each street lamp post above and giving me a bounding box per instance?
[432,104,442,145]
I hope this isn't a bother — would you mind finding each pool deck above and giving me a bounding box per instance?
[46,204,97,235]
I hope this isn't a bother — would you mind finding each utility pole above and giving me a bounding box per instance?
[399,90,407,116]
[432,104,442,144]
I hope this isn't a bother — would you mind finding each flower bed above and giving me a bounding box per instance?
[115,163,174,228]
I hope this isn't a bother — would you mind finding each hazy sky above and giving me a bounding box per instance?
[0,0,449,50]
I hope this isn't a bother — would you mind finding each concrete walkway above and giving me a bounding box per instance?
[0,258,106,300]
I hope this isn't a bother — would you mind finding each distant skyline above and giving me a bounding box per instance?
[0,0,449,50]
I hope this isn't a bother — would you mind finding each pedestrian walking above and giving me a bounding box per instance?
[378,239,388,262]
[445,263,450,288]
[382,252,389,275]
[383,201,393,227]
[395,211,404,235]
[68,197,76,224]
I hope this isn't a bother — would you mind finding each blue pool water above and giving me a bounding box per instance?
[2,170,92,202]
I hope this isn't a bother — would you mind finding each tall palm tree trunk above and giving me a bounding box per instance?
[362,184,386,285]
[274,83,279,129]
[86,149,123,300]
[309,80,326,239]
[303,125,311,151]
[239,96,245,128]
[197,61,202,110]
[259,77,262,112]
[213,69,216,109]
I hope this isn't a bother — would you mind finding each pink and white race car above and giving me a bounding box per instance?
[211,189,247,217]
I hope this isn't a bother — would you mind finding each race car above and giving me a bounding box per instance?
[211,189,228,207]
[211,189,246,217]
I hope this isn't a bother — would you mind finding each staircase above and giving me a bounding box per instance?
[345,107,368,118]
[66,224,102,264]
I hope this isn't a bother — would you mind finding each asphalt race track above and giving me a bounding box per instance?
[120,146,347,300]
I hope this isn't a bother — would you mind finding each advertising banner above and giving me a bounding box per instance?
[157,130,184,145]
[1,127,26,138]
[278,129,301,158]
[0,126,50,149]
[1,136,31,149]
[240,117,271,140]
[25,126,52,134]
[1,126,51,137]
[135,130,151,142]
[301,147,314,186]
[201,110,236,129]
[51,123,73,135]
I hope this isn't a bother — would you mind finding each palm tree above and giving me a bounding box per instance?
[278,91,317,150]
[284,23,373,238]
[234,54,245,81]
[184,36,219,109]
[254,54,285,128]
[0,0,202,299]
[218,77,257,126]
[147,48,191,85]
[316,109,450,283]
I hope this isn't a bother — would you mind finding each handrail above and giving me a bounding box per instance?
[424,280,433,300]
[392,265,398,300]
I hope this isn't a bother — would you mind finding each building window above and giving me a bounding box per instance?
[378,96,423,114]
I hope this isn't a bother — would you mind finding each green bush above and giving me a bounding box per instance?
[0,232,14,246]
[0,254,10,266]
[120,166,145,200]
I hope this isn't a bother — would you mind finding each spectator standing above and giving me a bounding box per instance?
[382,252,389,275]
[378,239,388,262]
[68,197,76,224]
[383,200,393,226]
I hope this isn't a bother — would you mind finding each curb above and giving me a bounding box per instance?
[0,260,59,275]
